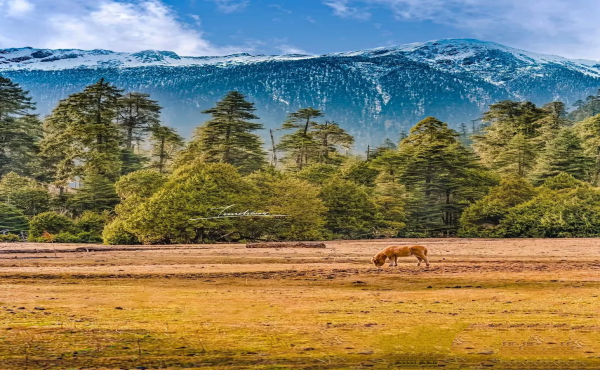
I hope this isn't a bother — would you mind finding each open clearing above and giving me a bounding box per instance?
[1,239,600,369]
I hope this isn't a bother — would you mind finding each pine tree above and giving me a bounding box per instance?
[531,128,590,184]
[278,108,324,169]
[575,115,600,185]
[117,92,162,150]
[311,121,354,163]
[40,79,124,182]
[177,91,266,174]
[569,90,600,121]
[0,76,42,177]
[396,117,488,235]
[71,174,120,215]
[0,203,28,234]
[474,100,547,177]
[149,126,184,173]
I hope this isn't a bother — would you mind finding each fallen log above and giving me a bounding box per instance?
[246,242,326,249]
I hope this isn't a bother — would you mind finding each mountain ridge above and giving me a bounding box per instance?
[2,38,600,148]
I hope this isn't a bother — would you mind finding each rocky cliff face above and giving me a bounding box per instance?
[3,39,600,148]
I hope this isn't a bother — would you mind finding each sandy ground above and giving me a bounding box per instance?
[1,238,600,279]
[1,239,600,369]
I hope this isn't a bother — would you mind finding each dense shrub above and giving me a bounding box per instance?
[103,219,140,245]
[0,234,21,242]
[29,212,74,238]
[460,177,537,237]
[76,212,108,234]
[320,177,378,239]
[499,185,600,237]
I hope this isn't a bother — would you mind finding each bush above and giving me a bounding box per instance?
[76,212,108,234]
[29,212,74,238]
[0,234,21,242]
[103,219,140,245]
[53,232,81,243]
[499,185,600,237]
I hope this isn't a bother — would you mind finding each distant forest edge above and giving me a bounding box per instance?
[3,75,600,244]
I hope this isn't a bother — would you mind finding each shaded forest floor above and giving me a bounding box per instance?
[1,239,600,369]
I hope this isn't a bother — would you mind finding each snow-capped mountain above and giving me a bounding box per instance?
[2,39,600,147]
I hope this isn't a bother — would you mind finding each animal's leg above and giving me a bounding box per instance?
[416,257,422,266]
[388,256,394,267]
[393,256,398,267]
[415,252,430,267]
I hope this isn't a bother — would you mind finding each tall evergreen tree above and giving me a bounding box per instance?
[278,108,324,169]
[575,115,600,185]
[117,92,162,150]
[569,90,600,121]
[149,126,184,174]
[0,76,42,177]
[474,100,547,177]
[312,121,354,163]
[396,117,489,235]
[177,91,266,174]
[530,128,590,184]
[40,79,124,182]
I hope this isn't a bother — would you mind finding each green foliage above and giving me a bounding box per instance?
[76,211,108,234]
[124,162,259,244]
[0,203,28,234]
[71,174,119,214]
[294,164,338,185]
[117,92,162,150]
[530,128,590,184]
[499,184,600,238]
[0,234,20,242]
[569,90,600,122]
[395,117,488,235]
[103,219,140,245]
[148,126,183,173]
[574,114,600,185]
[278,112,353,170]
[40,78,124,182]
[460,177,537,237]
[0,76,42,178]
[372,178,407,238]
[246,172,327,241]
[177,91,266,174]
[0,172,51,217]
[29,211,74,238]
[320,177,378,239]
[338,159,379,187]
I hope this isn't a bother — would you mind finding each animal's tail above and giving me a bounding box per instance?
[424,247,428,256]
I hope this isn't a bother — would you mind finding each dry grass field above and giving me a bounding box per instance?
[1,239,600,369]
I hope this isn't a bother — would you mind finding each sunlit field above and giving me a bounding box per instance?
[1,239,600,369]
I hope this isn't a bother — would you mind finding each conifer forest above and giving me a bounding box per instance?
[3,75,600,244]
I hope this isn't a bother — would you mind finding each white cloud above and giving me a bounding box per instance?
[324,0,371,21]
[0,0,250,56]
[209,0,249,13]
[2,0,34,18]
[277,44,308,55]
[324,0,600,59]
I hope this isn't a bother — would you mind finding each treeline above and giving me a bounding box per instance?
[2,75,600,243]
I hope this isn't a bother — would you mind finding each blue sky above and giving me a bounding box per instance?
[0,0,599,59]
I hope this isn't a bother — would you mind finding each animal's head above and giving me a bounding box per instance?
[371,253,386,267]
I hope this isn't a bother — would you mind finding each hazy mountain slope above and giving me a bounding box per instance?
[2,39,600,148]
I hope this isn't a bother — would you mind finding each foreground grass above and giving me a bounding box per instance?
[1,272,600,369]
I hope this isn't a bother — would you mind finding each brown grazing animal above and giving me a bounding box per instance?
[371,246,429,267]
